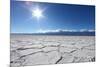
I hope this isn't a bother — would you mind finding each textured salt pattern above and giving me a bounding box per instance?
[10,35,95,67]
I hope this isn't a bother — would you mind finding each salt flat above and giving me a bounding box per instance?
[10,35,95,67]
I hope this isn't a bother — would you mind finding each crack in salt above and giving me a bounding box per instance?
[55,56,63,64]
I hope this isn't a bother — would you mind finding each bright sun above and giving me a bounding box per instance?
[32,8,43,20]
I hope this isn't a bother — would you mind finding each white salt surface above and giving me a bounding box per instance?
[10,35,95,67]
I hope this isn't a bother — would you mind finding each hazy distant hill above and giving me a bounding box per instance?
[11,31,95,36]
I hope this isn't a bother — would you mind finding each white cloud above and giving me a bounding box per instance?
[62,29,78,32]
[37,29,95,33]
[80,29,95,32]
[37,29,77,33]
[88,29,95,32]
[80,29,88,32]
[37,29,60,33]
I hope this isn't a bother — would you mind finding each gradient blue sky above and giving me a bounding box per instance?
[11,1,95,33]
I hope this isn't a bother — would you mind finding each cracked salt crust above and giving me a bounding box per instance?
[10,35,95,67]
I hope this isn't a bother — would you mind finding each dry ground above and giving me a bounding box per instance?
[10,35,95,67]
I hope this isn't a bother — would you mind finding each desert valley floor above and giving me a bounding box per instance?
[10,35,95,67]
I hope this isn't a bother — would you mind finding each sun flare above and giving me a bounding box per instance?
[32,7,43,20]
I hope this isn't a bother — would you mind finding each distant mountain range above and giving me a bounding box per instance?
[11,31,95,36]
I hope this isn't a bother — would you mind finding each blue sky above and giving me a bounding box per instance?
[11,1,95,33]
